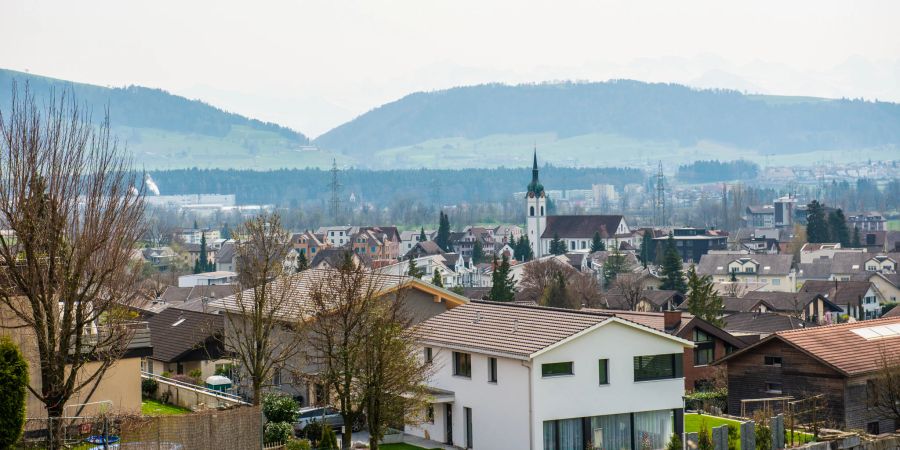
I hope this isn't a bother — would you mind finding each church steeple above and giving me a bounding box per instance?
[527,148,544,197]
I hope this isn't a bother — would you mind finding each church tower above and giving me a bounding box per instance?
[525,150,547,258]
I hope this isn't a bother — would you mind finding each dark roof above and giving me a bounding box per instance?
[796,261,833,280]
[146,308,224,362]
[742,291,842,313]
[799,280,873,306]
[883,306,900,318]
[696,254,793,276]
[723,312,818,335]
[583,309,747,349]
[462,287,491,300]
[541,215,624,239]
[603,290,684,310]
[310,248,371,268]
[404,241,445,259]
[718,316,900,376]
[721,296,771,314]
[217,242,235,264]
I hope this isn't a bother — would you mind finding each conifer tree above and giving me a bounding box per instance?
[659,234,687,293]
[640,230,655,268]
[828,208,850,247]
[407,257,424,279]
[603,241,628,288]
[686,265,724,326]
[806,200,830,243]
[549,233,565,255]
[431,269,443,288]
[540,271,570,309]
[0,336,27,448]
[489,254,515,301]
[516,236,533,262]
[851,226,861,248]
[296,251,309,272]
[591,231,605,252]
[472,239,485,264]
[508,235,518,258]
[435,212,451,252]
[419,227,427,243]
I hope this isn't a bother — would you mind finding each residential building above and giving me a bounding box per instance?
[602,290,684,313]
[405,241,446,260]
[696,254,796,293]
[409,301,692,450]
[292,231,327,257]
[722,312,817,339]
[652,228,727,264]
[378,253,478,288]
[745,206,775,228]
[798,243,866,264]
[400,229,436,254]
[718,316,900,433]
[176,228,221,245]
[140,247,179,271]
[724,291,842,324]
[350,226,401,262]
[800,280,883,320]
[829,252,899,280]
[178,271,237,288]
[186,242,217,267]
[743,196,796,229]
[316,225,356,246]
[152,284,236,314]
[847,212,886,232]
[144,308,229,381]
[216,241,236,272]
[856,272,900,304]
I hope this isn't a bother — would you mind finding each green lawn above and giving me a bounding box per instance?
[685,413,814,449]
[380,444,434,450]
[141,398,191,416]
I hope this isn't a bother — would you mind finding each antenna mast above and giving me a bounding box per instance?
[329,158,342,223]
[654,161,667,227]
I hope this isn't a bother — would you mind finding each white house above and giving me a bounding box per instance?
[696,253,796,293]
[177,271,237,288]
[409,301,692,450]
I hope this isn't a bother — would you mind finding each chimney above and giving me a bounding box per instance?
[663,310,682,331]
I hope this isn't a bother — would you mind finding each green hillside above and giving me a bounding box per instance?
[0,68,345,170]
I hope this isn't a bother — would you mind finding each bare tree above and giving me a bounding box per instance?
[567,272,604,309]
[517,259,575,304]
[222,213,300,405]
[0,85,145,446]
[871,347,900,425]
[612,273,647,311]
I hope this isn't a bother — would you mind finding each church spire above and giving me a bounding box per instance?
[527,147,544,197]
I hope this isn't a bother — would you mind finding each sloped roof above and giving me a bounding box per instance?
[742,291,841,313]
[413,300,690,359]
[800,280,873,306]
[796,261,834,280]
[696,253,793,276]
[310,248,372,268]
[883,306,900,318]
[721,296,771,314]
[216,242,236,264]
[603,290,683,310]
[723,312,817,335]
[404,241,444,258]
[541,215,624,239]
[146,308,224,362]
[720,316,900,376]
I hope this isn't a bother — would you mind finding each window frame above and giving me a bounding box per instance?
[453,351,472,378]
[764,356,783,367]
[765,382,783,394]
[488,357,498,383]
[633,353,683,382]
[424,347,433,364]
[541,361,574,378]
[598,359,610,385]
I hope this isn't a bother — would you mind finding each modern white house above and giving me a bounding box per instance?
[409,301,693,450]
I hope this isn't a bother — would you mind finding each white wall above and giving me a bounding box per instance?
[406,347,531,450]
[530,320,687,449]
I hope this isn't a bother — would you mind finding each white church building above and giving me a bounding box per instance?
[526,152,634,258]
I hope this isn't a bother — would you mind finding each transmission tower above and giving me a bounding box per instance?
[328,158,342,223]
[654,161,667,227]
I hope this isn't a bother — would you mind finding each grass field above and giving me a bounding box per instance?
[685,413,814,449]
[888,220,900,231]
[141,399,191,416]
[380,444,436,450]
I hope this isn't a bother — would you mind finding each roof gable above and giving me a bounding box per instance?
[541,215,624,239]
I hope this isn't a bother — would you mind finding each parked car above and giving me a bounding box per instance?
[293,406,363,434]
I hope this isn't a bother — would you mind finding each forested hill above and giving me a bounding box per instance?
[0,68,306,142]
[314,81,900,156]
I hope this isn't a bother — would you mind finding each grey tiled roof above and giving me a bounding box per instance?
[696,254,793,276]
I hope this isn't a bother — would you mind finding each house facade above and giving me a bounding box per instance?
[652,228,728,264]
[697,254,796,293]
[409,301,691,450]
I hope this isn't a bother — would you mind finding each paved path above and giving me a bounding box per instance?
[343,431,458,449]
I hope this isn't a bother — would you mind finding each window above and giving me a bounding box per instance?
[581,241,586,249]
[541,361,574,377]
[598,359,609,385]
[693,329,711,343]
[453,352,471,378]
[176,362,184,375]
[764,356,783,367]
[488,357,498,383]
[273,368,282,386]
[695,346,714,366]
[772,278,781,285]
[371,246,377,253]
[540,206,544,215]
[633,354,683,381]
[867,421,880,435]
[530,206,535,216]
[424,347,433,363]
[765,382,782,394]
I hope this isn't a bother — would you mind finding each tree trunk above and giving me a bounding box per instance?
[47,398,65,450]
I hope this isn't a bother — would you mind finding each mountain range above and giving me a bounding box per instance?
[3,68,899,170]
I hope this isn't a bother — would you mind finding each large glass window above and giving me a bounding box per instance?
[453,352,471,378]
[543,421,558,450]
[633,410,674,450]
[695,347,713,366]
[559,418,583,450]
[542,361,574,377]
[633,354,683,381]
[590,413,631,450]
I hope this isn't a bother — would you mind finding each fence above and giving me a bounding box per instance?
[18,406,263,450]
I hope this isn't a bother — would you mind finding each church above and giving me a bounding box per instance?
[525,152,633,258]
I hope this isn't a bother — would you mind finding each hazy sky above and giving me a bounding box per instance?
[3,0,899,137]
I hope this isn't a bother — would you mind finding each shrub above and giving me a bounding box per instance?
[285,439,312,450]
[300,421,323,442]
[0,336,28,448]
[665,432,682,450]
[755,421,772,450]
[264,421,294,444]
[142,378,159,397]
[171,374,198,385]
[162,371,172,378]
[262,393,298,423]
[698,420,713,450]
[319,423,338,450]
[188,369,203,383]
[728,424,739,450]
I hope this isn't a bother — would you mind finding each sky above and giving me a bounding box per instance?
[3,0,899,137]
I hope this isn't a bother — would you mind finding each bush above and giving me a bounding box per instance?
[171,374,198,385]
[698,420,713,450]
[665,432,682,450]
[264,421,294,444]
[755,421,773,450]
[728,424,739,450]
[262,393,298,423]
[300,421,323,442]
[285,439,312,450]
[319,423,338,450]
[142,378,159,397]
[188,369,203,382]
[0,336,28,448]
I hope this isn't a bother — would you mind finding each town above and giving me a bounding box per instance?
[2,2,900,450]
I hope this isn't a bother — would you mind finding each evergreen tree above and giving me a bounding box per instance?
[0,336,28,448]
[686,265,724,326]
[516,236,533,262]
[549,233,566,255]
[193,259,202,274]
[591,231,605,253]
[193,220,199,229]
[806,200,830,243]
[435,211,452,252]
[851,226,861,248]
[540,271,570,309]
[659,234,687,293]
[221,223,232,240]
[197,232,213,272]
[472,239,485,264]
[296,251,309,272]
[508,235,518,259]
[828,209,850,247]
[407,258,425,279]
[431,269,443,288]
[639,231,655,268]
[489,254,515,302]
[603,242,628,288]
[419,227,427,243]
